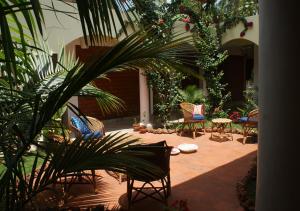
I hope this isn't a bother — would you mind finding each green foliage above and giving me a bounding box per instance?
[146,68,186,127]
[238,86,258,116]
[1,3,198,208]
[191,20,231,118]
[179,85,206,105]
[205,70,231,117]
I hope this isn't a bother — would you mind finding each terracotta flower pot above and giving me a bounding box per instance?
[132,124,140,131]
[139,128,147,134]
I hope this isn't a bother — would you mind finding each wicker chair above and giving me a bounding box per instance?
[70,116,105,139]
[240,108,259,144]
[65,116,105,191]
[179,102,206,139]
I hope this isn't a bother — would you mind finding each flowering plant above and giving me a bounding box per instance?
[165,199,189,211]
[229,111,241,122]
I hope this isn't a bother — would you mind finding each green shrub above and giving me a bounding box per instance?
[179,85,206,104]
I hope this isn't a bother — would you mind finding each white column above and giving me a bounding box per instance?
[257,1,300,210]
[67,96,79,120]
[203,79,208,96]
[150,88,154,115]
[253,45,259,89]
[139,69,150,124]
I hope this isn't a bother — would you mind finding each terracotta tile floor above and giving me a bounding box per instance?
[64,131,257,211]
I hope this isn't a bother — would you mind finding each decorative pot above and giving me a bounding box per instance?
[139,128,147,134]
[132,124,140,131]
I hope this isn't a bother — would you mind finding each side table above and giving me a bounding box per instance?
[210,118,233,141]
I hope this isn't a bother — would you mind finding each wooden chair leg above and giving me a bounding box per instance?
[127,178,134,210]
[91,170,96,191]
[167,174,171,197]
[243,127,248,144]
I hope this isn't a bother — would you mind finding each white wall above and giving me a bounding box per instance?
[41,0,126,53]
[222,15,259,46]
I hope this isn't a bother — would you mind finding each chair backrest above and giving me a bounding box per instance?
[70,116,105,138]
[127,141,172,181]
[248,108,259,118]
[180,102,205,121]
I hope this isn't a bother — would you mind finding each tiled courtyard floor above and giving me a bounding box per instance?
[64,131,257,211]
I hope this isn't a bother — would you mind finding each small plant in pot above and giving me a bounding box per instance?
[132,118,140,131]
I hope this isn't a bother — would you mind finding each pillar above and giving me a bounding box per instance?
[150,88,154,115]
[67,96,79,120]
[256,1,300,211]
[253,45,259,89]
[139,69,150,124]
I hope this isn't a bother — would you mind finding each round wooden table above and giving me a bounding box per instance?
[210,118,233,141]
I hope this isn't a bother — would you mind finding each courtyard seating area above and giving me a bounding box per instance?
[45,130,257,211]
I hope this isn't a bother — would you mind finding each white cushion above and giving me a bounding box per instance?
[177,143,198,153]
[171,147,180,155]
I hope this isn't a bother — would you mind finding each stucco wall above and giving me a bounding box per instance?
[41,0,126,53]
[221,15,259,46]
[42,1,258,52]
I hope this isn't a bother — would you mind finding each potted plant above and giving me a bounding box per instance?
[132,118,140,131]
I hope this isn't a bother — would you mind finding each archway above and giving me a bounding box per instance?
[65,36,140,121]
[221,38,259,106]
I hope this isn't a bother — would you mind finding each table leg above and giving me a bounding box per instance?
[192,123,196,139]
[230,123,233,141]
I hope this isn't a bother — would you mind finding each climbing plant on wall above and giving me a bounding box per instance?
[134,0,258,118]
[146,68,186,127]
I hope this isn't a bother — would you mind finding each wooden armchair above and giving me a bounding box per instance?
[240,109,259,144]
[179,102,206,139]
[126,141,172,208]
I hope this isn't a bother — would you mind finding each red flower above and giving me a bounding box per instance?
[247,21,253,27]
[185,23,190,31]
[158,19,165,25]
[229,111,241,122]
[240,31,246,37]
[182,17,190,23]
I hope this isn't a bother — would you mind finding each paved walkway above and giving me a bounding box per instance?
[64,131,257,211]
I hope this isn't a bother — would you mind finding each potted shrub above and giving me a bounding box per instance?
[132,118,140,131]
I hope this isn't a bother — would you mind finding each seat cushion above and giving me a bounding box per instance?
[193,114,205,120]
[238,117,248,122]
[239,117,258,123]
[71,116,91,135]
[83,131,102,140]
[193,104,204,115]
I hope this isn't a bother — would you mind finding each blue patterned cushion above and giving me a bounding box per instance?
[71,116,91,135]
[238,117,248,122]
[239,117,258,123]
[83,131,102,140]
[193,114,205,120]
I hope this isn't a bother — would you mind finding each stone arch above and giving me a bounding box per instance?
[221,38,259,104]
[65,36,140,121]
[65,36,118,54]
[221,15,259,46]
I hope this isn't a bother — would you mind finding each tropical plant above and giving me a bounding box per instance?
[179,85,206,105]
[146,67,186,128]
[206,70,231,118]
[0,1,199,209]
[134,0,257,119]
[237,86,258,116]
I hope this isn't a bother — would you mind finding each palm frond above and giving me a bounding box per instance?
[0,132,163,208]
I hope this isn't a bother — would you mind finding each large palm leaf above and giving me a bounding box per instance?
[0,133,163,209]
[0,29,198,209]
[1,1,200,209]
[0,0,140,88]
